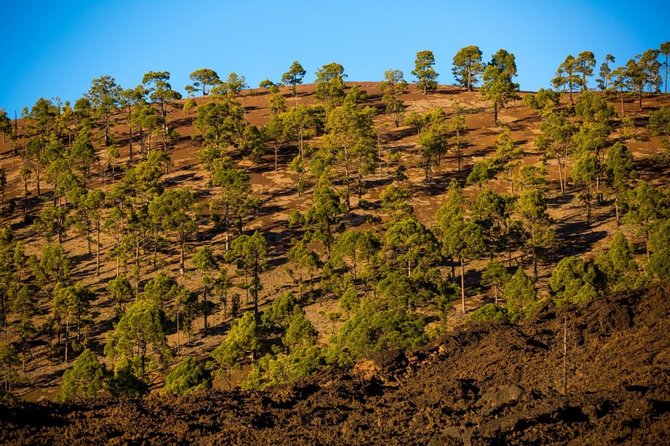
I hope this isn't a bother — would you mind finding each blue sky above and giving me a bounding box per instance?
[2,0,668,112]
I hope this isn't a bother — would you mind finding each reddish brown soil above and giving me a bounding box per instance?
[2,283,669,445]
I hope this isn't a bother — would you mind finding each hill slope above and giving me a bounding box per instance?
[2,283,669,445]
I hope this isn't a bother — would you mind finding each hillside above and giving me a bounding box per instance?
[2,282,669,445]
[0,81,669,401]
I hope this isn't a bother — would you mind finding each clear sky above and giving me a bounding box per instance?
[2,0,668,113]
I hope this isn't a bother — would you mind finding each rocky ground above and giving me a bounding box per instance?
[2,283,669,445]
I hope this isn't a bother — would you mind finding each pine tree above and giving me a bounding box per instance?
[281,61,307,97]
[380,69,408,126]
[58,349,106,401]
[162,356,211,396]
[226,231,267,319]
[192,246,218,335]
[104,298,171,377]
[452,46,484,91]
[412,50,439,94]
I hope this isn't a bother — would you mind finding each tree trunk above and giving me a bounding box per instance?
[569,82,574,106]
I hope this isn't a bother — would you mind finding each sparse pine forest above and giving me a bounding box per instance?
[2,43,670,405]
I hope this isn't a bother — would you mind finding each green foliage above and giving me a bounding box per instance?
[412,50,439,94]
[323,90,378,205]
[226,231,267,316]
[516,186,555,277]
[648,106,670,136]
[467,159,495,187]
[209,156,256,245]
[302,181,345,255]
[595,232,638,291]
[574,51,596,91]
[605,143,636,191]
[283,307,317,353]
[452,46,484,91]
[58,349,106,402]
[104,298,171,377]
[481,51,519,124]
[0,341,19,394]
[552,55,580,103]
[258,79,275,89]
[523,89,560,110]
[162,356,211,396]
[281,61,306,96]
[315,63,347,110]
[339,285,360,315]
[328,298,425,366]
[468,304,508,324]
[243,345,323,390]
[262,292,298,330]
[32,243,69,288]
[384,216,441,278]
[37,203,69,244]
[287,239,320,294]
[625,182,669,255]
[212,312,262,371]
[52,282,94,358]
[149,188,197,274]
[597,54,616,91]
[142,272,178,308]
[376,271,439,310]
[418,117,448,181]
[380,184,413,220]
[107,275,133,316]
[574,91,615,123]
[331,230,380,280]
[503,268,537,321]
[481,260,511,297]
[550,256,600,305]
[106,358,148,398]
[211,72,247,97]
[648,219,670,280]
[194,97,244,152]
[380,69,408,126]
[188,68,221,96]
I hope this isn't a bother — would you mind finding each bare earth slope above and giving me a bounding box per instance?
[2,283,669,445]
